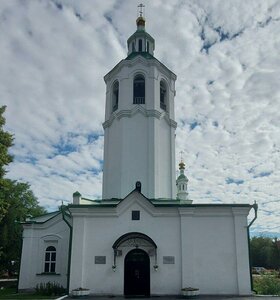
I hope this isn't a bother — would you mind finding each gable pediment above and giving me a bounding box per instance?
[116,190,179,217]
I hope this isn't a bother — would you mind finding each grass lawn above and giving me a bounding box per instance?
[0,287,60,299]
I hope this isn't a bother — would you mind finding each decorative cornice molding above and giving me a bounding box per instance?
[103,106,177,129]
[104,55,176,84]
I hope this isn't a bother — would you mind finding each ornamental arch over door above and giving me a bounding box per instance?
[112,232,158,296]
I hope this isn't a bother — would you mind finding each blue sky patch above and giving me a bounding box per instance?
[253,171,272,178]
[226,178,244,185]
[190,121,199,130]
[53,143,77,156]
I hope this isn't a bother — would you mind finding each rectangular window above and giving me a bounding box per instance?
[132,210,140,220]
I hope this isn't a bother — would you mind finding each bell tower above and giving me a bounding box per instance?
[102,7,177,200]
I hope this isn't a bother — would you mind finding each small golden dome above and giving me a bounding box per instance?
[136,16,146,28]
[179,161,185,170]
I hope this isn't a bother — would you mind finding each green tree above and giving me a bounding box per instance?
[0,106,14,222]
[250,236,280,270]
[270,238,280,270]
[0,106,46,275]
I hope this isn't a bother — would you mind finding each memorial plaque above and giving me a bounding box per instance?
[95,256,106,264]
[163,256,175,264]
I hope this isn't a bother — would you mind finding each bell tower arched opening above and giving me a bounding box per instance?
[160,80,167,111]
[133,75,145,104]
[112,81,119,112]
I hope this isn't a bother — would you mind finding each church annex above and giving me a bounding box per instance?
[18,11,257,296]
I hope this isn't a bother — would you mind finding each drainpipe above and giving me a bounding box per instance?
[16,222,23,293]
[61,205,73,295]
[247,202,258,292]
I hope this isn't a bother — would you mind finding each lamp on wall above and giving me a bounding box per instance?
[153,248,158,271]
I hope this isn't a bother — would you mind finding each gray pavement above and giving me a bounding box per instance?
[61,296,280,300]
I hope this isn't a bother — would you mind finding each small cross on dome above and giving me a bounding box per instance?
[179,151,184,162]
[138,3,145,17]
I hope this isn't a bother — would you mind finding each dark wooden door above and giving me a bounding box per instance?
[124,249,150,297]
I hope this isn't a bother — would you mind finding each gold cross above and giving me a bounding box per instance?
[180,151,184,162]
[138,3,145,17]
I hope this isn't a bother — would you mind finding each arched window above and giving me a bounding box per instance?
[132,42,135,52]
[133,75,145,104]
[44,246,56,273]
[146,41,149,53]
[139,39,143,52]
[160,80,167,111]
[112,81,119,112]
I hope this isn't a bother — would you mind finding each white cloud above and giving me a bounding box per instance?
[1,0,280,235]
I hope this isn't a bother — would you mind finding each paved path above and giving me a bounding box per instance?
[61,296,280,300]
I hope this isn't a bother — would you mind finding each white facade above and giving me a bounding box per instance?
[19,191,253,295]
[18,212,70,291]
[68,192,252,295]
[18,14,255,297]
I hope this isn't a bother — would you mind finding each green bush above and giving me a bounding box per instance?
[254,274,280,295]
[35,282,66,296]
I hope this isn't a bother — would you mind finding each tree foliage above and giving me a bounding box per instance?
[250,236,280,270]
[0,106,14,222]
[0,106,46,275]
[0,106,13,176]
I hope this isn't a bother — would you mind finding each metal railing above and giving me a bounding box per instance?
[160,102,166,110]
[133,97,145,104]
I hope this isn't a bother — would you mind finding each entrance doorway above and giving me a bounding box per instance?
[124,249,150,297]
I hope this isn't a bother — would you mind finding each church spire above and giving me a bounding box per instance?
[136,4,146,30]
[176,156,191,202]
[127,5,155,56]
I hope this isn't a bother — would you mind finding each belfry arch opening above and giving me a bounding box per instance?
[160,80,167,111]
[133,75,145,104]
[112,81,119,112]
[138,39,143,52]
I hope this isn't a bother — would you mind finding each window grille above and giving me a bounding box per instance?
[44,246,56,273]
[133,75,145,104]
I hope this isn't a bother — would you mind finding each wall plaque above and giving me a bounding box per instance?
[95,256,106,264]
[163,256,175,264]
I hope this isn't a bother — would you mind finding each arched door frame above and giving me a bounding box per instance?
[124,248,150,296]
[112,232,158,270]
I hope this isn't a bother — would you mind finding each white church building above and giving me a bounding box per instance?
[19,12,257,297]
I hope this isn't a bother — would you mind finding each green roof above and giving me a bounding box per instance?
[126,51,155,60]
[68,191,252,209]
[177,174,187,180]
[127,30,155,44]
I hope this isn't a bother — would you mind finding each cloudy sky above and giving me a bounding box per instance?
[1,0,280,236]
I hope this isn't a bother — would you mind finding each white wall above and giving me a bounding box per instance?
[69,192,181,295]
[102,57,177,200]
[180,206,251,295]
[69,192,252,296]
[18,214,70,291]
